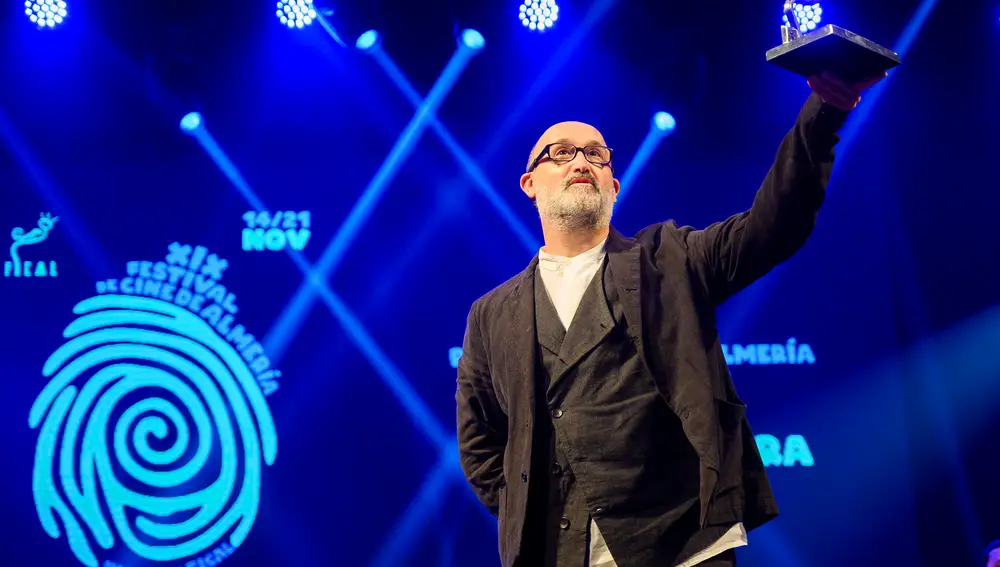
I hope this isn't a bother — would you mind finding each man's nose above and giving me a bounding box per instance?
[569,153,592,174]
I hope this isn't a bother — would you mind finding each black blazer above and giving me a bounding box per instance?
[456,92,850,566]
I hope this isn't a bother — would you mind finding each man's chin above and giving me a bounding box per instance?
[539,202,612,230]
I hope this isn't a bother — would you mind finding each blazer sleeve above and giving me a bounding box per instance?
[681,92,851,305]
[455,300,508,516]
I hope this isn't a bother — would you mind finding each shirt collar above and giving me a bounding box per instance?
[538,237,608,270]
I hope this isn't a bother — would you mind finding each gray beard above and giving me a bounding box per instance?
[536,183,615,233]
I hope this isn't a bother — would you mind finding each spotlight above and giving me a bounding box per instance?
[782,2,822,33]
[652,111,676,134]
[519,0,559,33]
[356,30,380,52]
[460,29,485,51]
[179,112,203,133]
[24,0,67,29]
[276,0,317,29]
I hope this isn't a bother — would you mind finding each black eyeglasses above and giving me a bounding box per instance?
[528,143,614,173]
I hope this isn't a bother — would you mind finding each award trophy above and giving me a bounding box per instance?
[765,1,901,83]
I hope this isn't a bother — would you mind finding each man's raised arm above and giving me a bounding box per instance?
[679,73,885,305]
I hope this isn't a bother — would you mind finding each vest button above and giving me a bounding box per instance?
[559,518,570,530]
[551,408,564,418]
[521,471,528,483]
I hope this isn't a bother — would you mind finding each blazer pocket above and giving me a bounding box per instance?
[713,397,747,497]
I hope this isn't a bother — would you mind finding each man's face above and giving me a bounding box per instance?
[520,121,621,232]
[988,547,1000,567]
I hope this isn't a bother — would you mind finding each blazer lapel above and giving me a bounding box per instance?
[606,227,644,356]
[549,261,615,390]
[533,268,566,356]
[501,256,539,421]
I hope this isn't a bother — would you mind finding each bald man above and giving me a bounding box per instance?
[987,541,1000,567]
[456,72,885,567]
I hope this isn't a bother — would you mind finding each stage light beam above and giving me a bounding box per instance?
[783,2,822,33]
[179,112,202,133]
[179,112,267,212]
[25,0,67,29]
[356,30,380,51]
[364,38,541,255]
[460,29,485,51]
[263,28,484,364]
[653,111,676,134]
[615,110,677,207]
[276,0,316,29]
[520,0,560,33]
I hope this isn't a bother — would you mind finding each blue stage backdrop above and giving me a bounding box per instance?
[1,1,998,566]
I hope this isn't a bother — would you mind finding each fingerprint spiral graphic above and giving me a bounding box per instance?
[28,294,278,567]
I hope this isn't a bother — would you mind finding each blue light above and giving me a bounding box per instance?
[24,0,67,29]
[653,111,676,134]
[460,29,485,51]
[449,347,463,369]
[782,2,822,33]
[356,30,380,52]
[520,0,560,32]
[275,0,316,29]
[179,112,202,133]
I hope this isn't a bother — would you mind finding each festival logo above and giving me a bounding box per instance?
[241,210,311,252]
[754,434,815,467]
[723,338,816,366]
[28,242,281,567]
[4,212,59,278]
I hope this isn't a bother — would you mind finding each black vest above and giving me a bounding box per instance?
[522,258,731,567]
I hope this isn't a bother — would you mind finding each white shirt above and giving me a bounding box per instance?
[536,237,748,567]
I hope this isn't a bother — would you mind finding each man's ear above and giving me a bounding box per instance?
[520,172,536,201]
[612,177,621,201]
